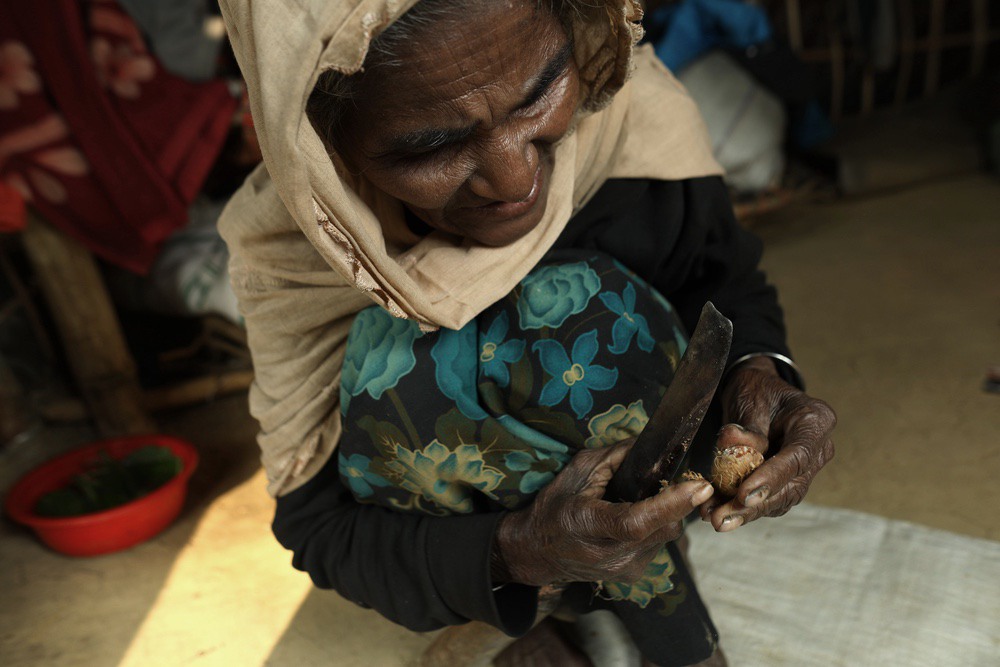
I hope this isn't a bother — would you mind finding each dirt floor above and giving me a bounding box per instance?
[1,172,998,666]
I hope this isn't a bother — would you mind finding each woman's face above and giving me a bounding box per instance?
[336,1,580,247]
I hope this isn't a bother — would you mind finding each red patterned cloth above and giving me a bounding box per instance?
[0,0,237,272]
[0,182,25,232]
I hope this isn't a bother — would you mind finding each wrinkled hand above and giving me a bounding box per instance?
[702,356,836,531]
[492,441,714,587]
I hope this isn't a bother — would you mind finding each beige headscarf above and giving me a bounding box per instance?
[218,0,722,496]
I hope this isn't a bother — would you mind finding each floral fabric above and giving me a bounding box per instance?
[338,252,695,611]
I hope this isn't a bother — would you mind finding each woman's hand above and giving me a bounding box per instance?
[492,441,715,587]
[702,356,836,531]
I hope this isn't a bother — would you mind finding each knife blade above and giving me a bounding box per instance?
[605,302,733,503]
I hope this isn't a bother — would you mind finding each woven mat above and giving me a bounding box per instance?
[686,504,1000,666]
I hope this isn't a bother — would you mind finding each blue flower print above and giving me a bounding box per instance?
[386,441,504,513]
[339,453,391,499]
[432,324,488,420]
[479,312,526,388]
[504,451,536,472]
[503,451,556,495]
[599,282,655,355]
[341,307,424,415]
[496,415,569,458]
[533,330,619,420]
[600,545,676,608]
[519,471,555,494]
[517,262,601,330]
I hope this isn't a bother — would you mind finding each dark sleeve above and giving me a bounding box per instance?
[553,176,802,387]
[272,452,538,636]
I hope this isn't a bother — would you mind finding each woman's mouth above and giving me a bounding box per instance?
[439,159,551,247]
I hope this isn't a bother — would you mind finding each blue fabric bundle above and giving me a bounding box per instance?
[647,0,772,73]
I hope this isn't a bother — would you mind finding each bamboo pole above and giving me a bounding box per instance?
[143,370,254,412]
[37,369,254,423]
[829,27,846,122]
[786,0,804,52]
[971,0,989,77]
[924,0,945,97]
[861,66,877,116]
[21,213,155,436]
[894,0,917,107]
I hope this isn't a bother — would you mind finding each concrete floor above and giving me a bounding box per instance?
[755,174,1000,541]
[1,173,998,666]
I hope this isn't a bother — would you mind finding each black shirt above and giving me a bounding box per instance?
[271,176,796,636]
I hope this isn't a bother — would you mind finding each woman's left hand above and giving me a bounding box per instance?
[701,356,836,531]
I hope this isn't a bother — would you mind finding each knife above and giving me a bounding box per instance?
[605,302,733,503]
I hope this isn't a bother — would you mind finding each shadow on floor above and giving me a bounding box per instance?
[265,587,437,667]
[0,395,260,666]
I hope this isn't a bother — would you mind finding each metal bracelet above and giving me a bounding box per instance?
[725,352,804,388]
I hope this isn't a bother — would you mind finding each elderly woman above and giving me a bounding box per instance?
[217,0,835,665]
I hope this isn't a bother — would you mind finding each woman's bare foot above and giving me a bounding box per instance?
[494,617,594,667]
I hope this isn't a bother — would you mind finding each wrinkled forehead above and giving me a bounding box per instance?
[354,2,566,105]
[362,0,562,74]
[314,0,640,111]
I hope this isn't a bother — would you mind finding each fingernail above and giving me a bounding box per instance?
[717,423,747,436]
[720,515,744,532]
[745,485,770,507]
[692,483,714,505]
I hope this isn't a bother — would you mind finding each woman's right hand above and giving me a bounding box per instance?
[491,441,715,587]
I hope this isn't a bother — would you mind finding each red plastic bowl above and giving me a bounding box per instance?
[4,435,198,557]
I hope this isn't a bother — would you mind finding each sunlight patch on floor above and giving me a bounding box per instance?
[119,469,312,666]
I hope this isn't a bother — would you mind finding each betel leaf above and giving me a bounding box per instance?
[33,446,183,518]
[33,488,90,518]
[122,446,183,491]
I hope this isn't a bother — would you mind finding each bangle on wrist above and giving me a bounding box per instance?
[725,352,804,389]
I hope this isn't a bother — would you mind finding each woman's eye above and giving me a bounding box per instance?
[400,142,457,163]
[517,65,567,113]
[519,87,551,113]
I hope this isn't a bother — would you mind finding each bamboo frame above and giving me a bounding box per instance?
[779,0,999,119]
[795,29,1000,63]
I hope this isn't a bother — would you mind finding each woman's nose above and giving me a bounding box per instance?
[467,128,539,203]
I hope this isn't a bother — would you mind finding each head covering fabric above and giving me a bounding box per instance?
[217,0,722,495]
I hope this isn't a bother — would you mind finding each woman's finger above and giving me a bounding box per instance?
[610,480,714,542]
[708,468,818,530]
[578,440,634,498]
[706,423,833,531]
[716,423,769,454]
[737,397,835,499]
[720,356,784,435]
[553,440,633,498]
